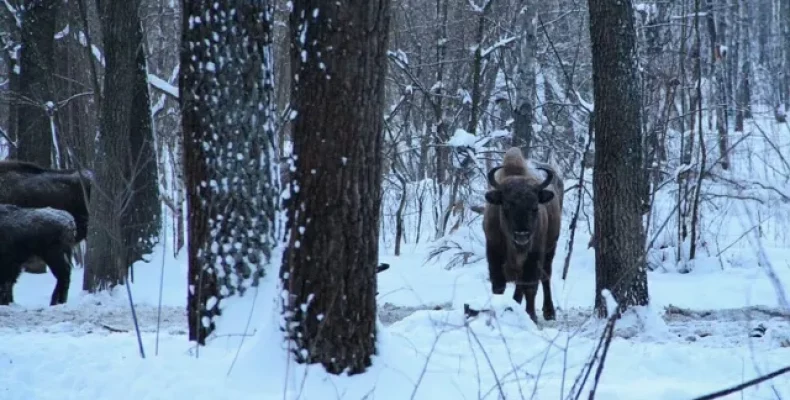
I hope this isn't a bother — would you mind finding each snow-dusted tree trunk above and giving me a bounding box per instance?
[280,0,391,375]
[180,0,277,344]
[588,0,649,317]
[512,2,537,156]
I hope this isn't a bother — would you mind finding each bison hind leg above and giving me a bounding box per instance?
[41,250,72,306]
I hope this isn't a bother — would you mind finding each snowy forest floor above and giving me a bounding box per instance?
[2,115,790,399]
[2,237,789,399]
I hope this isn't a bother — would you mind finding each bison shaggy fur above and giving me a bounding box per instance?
[0,204,78,306]
[483,147,564,323]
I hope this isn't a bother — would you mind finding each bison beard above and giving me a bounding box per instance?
[483,147,564,323]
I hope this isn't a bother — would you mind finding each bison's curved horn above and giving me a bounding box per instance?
[487,166,502,188]
[536,167,554,190]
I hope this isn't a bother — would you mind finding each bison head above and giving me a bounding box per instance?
[484,166,555,248]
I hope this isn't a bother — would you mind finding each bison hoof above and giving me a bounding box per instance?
[543,308,556,321]
[504,306,513,313]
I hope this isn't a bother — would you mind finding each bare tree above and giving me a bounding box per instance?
[512,0,537,156]
[280,0,391,375]
[180,0,277,344]
[588,0,649,317]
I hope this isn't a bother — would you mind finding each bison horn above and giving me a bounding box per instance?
[487,166,502,188]
[536,167,554,190]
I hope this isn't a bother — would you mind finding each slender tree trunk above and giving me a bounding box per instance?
[180,0,277,345]
[757,0,770,65]
[512,1,537,156]
[466,2,492,136]
[783,0,790,113]
[281,0,391,375]
[705,0,729,169]
[588,0,649,317]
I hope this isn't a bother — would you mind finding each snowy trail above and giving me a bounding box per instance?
[380,303,790,349]
[0,302,187,337]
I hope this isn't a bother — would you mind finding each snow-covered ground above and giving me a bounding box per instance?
[2,116,790,399]
[3,237,789,400]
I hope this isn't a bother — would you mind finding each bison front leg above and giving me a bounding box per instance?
[0,281,14,305]
[541,249,557,321]
[486,242,507,295]
[519,252,542,323]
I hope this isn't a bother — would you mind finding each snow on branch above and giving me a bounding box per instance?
[3,0,21,28]
[148,73,179,99]
[467,0,491,13]
[481,35,519,58]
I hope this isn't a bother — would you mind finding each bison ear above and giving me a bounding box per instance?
[537,190,554,204]
[485,190,503,205]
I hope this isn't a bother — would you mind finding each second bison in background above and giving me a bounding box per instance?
[483,147,564,323]
[0,204,78,306]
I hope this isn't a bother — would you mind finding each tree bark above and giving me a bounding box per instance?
[122,22,161,268]
[512,0,537,157]
[180,0,277,344]
[83,0,142,292]
[14,0,59,166]
[588,0,649,317]
[782,0,790,113]
[281,0,390,375]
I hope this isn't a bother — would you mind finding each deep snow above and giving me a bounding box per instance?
[2,116,790,399]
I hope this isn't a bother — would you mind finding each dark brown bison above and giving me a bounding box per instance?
[0,204,78,306]
[0,160,93,241]
[483,147,564,323]
[0,160,93,304]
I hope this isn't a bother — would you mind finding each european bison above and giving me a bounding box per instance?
[483,147,564,323]
[0,160,93,241]
[0,160,93,304]
[0,204,78,306]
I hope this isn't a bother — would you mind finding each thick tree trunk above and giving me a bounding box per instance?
[281,0,390,375]
[588,0,649,318]
[83,0,141,292]
[15,0,59,166]
[122,23,161,268]
[180,0,277,344]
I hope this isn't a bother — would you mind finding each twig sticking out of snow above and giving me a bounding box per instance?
[690,365,790,400]
[101,324,128,333]
[566,311,618,400]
